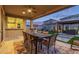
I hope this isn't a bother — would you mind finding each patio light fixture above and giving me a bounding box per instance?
[27,9,32,13]
[22,11,26,14]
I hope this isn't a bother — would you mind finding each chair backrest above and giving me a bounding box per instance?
[22,31,29,48]
[29,34,33,40]
[29,34,37,41]
[42,33,58,46]
[50,33,58,46]
[23,31,27,40]
[53,33,58,41]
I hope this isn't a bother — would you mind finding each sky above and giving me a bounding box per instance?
[26,5,79,25]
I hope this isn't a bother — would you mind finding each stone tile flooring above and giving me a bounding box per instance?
[55,41,79,54]
[0,39,23,54]
[0,39,79,54]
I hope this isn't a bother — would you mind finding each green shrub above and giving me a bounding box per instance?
[48,31,56,34]
[67,36,79,44]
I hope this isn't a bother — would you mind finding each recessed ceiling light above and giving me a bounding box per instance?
[27,9,32,13]
[22,11,26,14]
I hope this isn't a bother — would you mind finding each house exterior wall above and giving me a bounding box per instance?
[63,24,79,30]
[43,24,55,31]
[43,19,57,31]
[33,24,43,30]
[60,14,79,32]
[5,29,24,41]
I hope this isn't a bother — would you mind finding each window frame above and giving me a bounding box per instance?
[6,16,23,29]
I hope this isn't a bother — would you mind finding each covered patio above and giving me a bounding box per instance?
[0,5,71,41]
[0,5,79,54]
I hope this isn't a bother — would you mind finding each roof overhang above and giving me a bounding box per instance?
[58,20,79,24]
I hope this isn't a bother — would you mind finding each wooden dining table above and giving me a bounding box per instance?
[26,31,52,54]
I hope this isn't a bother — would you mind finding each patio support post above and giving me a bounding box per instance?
[0,6,5,44]
[0,6,2,43]
[23,19,27,31]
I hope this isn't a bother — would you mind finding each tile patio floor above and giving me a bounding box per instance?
[0,39,79,54]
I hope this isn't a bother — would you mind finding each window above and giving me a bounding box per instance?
[7,17,23,29]
[26,20,30,29]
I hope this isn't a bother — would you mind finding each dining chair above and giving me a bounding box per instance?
[71,40,79,50]
[29,34,36,53]
[23,32,35,53]
[42,33,58,54]
[23,32,29,49]
[23,31,32,54]
[29,34,44,54]
[23,31,42,54]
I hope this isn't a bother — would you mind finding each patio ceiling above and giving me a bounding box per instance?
[4,5,73,20]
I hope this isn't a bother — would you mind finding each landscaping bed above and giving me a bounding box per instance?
[67,36,79,45]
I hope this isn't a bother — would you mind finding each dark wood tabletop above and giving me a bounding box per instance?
[26,32,52,38]
[25,31,52,54]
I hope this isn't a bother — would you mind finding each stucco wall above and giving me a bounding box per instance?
[5,29,24,41]
[0,6,27,41]
[5,19,26,41]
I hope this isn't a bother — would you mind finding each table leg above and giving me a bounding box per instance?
[31,41,32,54]
[40,41,42,50]
[47,38,51,54]
[35,39,38,54]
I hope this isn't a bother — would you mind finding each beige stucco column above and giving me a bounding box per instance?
[0,6,2,42]
[0,6,6,43]
[23,19,27,31]
[30,20,33,29]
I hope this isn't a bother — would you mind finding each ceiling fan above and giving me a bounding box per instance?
[23,5,37,13]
